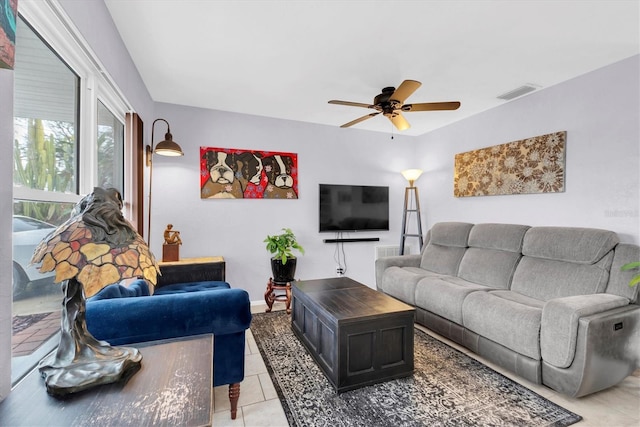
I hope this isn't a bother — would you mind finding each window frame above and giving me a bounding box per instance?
[9,0,136,385]
[14,1,133,207]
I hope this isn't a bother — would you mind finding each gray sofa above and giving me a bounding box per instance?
[375,222,640,397]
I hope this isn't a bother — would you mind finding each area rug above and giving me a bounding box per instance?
[251,311,582,427]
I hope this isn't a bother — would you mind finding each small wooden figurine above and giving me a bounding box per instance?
[162,224,182,261]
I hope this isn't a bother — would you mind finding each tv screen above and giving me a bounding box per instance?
[319,184,389,232]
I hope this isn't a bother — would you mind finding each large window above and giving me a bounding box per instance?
[10,5,131,384]
[13,18,79,196]
[97,101,125,191]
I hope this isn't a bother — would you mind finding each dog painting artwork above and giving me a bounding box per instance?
[200,147,299,200]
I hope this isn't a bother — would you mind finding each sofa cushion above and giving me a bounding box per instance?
[522,227,619,264]
[420,222,473,275]
[468,223,530,252]
[381,267,437,305]
[87,287,251,345]
[458,248,521,289]
[415,276,492,325]
[88,279,151,301]
[457,224,529,289]
[463,290,543,360]
[153,281,231,295]
[511,253,613,301]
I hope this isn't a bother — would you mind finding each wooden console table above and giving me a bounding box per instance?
[157,256,225,287]
[0,334,213,426]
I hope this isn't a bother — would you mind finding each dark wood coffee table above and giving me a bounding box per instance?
[291,277,415,393]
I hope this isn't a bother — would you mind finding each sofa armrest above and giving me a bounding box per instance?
[541,293,630,368]
[375,254,421,289]
[86,288,252,346]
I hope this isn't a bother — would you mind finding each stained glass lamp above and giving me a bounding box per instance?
[30,187,160,396]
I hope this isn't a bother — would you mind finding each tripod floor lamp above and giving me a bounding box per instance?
[146,118,183,247]
[400,169,424,255]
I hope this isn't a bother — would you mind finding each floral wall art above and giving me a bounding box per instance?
[200,146,298,199]
[454,131,566,197]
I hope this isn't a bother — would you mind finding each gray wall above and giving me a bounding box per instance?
[149,103,416,301]
[150,56,639,302]
[416,55,640,243]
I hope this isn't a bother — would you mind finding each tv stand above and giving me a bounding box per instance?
[323,237,380,243]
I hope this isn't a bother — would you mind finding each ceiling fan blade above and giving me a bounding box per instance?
[329,100,372,109]
[388,113,410,131]
[402,101,461,112]
[340,112,380,128]
[390,80,422,103]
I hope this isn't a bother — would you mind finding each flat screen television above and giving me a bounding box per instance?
[319,184,389,232]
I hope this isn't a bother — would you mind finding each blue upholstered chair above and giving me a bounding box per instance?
[86,279,252,419]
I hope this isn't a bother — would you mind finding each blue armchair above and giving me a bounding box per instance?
[86,279,252,419]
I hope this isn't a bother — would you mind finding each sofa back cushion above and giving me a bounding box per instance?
[521,226,619,264]
[420,222,473,275]
[458,223,530,289]
[511,227,618,300]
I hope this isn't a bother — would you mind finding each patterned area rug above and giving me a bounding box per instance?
[251,311,582,427]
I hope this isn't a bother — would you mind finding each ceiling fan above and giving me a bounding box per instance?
[328,80,460,131]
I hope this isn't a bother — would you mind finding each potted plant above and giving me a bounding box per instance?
[264,228,305,283]
[621,262,640,287]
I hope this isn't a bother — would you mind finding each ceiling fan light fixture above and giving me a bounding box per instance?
[328,80,460,131]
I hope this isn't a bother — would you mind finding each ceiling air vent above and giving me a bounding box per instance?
[497,84,538,101]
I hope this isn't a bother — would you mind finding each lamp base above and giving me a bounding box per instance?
[38,279,143,396]
[39,348,141,396]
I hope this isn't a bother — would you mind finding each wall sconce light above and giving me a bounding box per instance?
[147,118,184,246]
[400,169,424,255]
[146,118,184,166]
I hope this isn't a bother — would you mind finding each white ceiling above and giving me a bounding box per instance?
[104,0,639,136]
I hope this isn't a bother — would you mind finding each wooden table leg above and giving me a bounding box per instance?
[285,282,292,314]
[264,278,275,312]
[229,383,240,419]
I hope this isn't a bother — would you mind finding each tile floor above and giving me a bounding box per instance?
[11,311,61,357]
[215,303,640,427]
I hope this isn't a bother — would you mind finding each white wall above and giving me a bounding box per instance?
[150,103,417,301]
[415,55,640,244]
[58,0,154,116]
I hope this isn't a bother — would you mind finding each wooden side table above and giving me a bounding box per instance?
[0,335,213,426]
[157,256,225,287]
[264,278,292,314]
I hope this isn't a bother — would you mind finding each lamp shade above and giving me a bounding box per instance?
[154,132,184,156]
[31,187,159,297]
[401,169,423,186]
